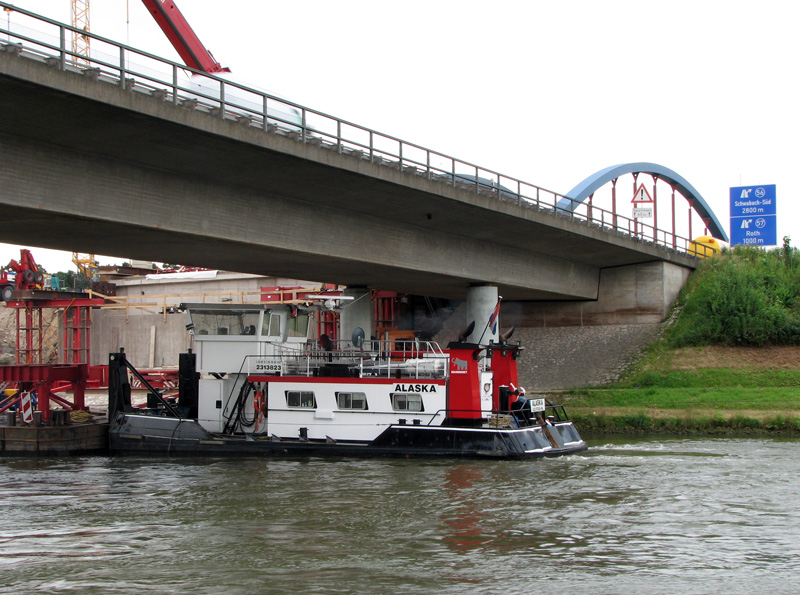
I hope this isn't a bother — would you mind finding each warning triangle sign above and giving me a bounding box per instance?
[632,183,654,204]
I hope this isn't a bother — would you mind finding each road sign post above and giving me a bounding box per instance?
[729,185,777,246]
[631,183,654,219]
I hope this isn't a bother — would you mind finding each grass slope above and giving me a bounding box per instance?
[562,244,800,434]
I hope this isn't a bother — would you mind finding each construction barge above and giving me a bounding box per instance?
[1,295,586,459]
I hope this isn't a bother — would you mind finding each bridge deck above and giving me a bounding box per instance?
[0,40,697,301]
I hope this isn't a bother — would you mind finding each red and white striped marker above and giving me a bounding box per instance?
[20,391,34,424]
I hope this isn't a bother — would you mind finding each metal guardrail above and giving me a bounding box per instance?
[0,2,699,256]
[261,339,449,380]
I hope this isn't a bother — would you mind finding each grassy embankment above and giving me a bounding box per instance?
[562,243,800,435]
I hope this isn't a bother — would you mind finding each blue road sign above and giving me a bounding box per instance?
[730,185,777,246]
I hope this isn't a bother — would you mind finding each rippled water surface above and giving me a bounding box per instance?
[2,437,799,594]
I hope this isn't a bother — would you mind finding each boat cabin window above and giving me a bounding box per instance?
[191,310,260,336]
[287,312,310,339]
[391,393,424,412]
[261,312,281,338]
[336,391,368,410]
[286,390,316,408]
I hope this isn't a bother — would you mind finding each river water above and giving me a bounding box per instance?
[1,437,798,594]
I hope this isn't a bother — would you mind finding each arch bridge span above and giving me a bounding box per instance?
[559,163,728,243]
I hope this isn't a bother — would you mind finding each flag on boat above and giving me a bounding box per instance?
[489,298,502,334]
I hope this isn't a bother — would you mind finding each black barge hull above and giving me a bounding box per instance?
[109,414,588,459]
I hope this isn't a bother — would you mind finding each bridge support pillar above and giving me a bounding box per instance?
[339,287,373,344]
[466,285,499,344]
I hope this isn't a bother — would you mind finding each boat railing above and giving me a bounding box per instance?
[265,339,449,380]
[428,402,574,429]
[505,402,574,428]
[544,403,572,423]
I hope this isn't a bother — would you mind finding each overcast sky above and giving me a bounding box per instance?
[2,0,798,273]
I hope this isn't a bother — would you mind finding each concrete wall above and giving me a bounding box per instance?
[111,271,306,304]
[514,324,666,390]
[428,262,690,389]
[503,261,690,328]
[91,310,189,368]
[90,272,320,368]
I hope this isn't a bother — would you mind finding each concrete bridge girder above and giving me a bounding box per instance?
[0,50,696,302]
[0,131,599,300]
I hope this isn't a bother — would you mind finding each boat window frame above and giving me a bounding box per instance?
[287,312,310,340]
[390,393,424,412]
[189,309,261,337]
[261,311,282,339]
[336,391,368,411]
[285,390,317,409]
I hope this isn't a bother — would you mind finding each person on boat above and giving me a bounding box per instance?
[510,388,532,427]
[318,334,334,362]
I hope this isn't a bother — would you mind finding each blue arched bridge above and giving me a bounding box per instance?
[560,163,728,243]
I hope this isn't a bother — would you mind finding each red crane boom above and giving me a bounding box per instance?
[140,0,229,73]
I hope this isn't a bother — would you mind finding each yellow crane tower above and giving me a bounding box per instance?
[71,1,92,278]
[71,0,90,66]
[72,253,98,282]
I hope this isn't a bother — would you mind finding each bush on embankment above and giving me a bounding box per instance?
[665,241,800,347]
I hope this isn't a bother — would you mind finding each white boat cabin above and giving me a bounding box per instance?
[184,303,488,442]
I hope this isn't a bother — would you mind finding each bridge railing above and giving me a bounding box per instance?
[1,3,697,257]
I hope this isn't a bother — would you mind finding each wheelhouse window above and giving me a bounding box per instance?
[391,393,423,412]
[336,391,368,410]
[286,390,316,408]
[191,310,260,336]
[287,312,310,339]
[261,312,281,338]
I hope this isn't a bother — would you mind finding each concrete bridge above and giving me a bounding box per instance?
[0,7,722,332]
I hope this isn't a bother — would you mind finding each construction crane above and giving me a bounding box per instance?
[140,0,229,74]
[71,0,90,66]
[72,252,98,283]
[69,0,227,73]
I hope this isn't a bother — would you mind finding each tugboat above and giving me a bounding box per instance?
[108,303,587,458]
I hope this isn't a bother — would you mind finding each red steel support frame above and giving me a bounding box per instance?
[3,295,104,421]
[373,290,398,331]
[671,184,677,249]
[64,303,92,364]
[632,173,640,237]
[611,178,618,231]
[0,364,88,422]
[10,297,102,365]
[16,304,43,365]
[652,175,658,242]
